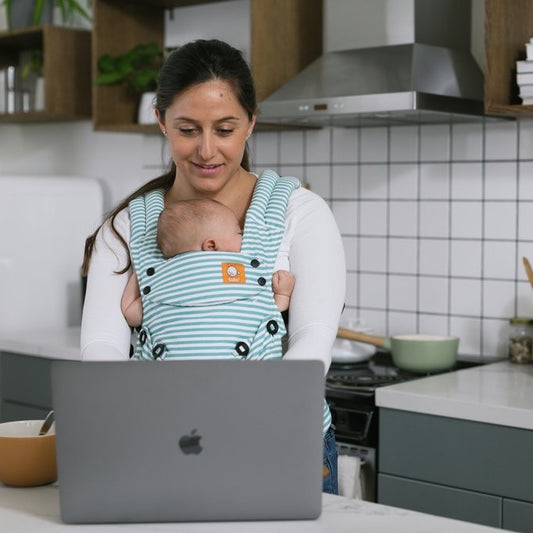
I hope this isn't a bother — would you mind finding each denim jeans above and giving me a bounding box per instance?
[322,425,338,495]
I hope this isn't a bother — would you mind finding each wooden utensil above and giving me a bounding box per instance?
[523,257,533,289]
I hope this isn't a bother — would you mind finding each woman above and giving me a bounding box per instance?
[81,39,346,494]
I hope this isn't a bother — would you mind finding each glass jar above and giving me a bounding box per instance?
[508,318,533,363]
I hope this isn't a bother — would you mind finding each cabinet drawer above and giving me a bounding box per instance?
[378,474,501,528]
[503,498,533,533]
[1,352,52,407]
[379,408,533,502]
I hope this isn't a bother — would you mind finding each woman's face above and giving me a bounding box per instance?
[157,79,256,197]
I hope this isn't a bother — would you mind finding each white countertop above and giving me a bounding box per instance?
[0,327,81,360]
[376,360,533,430]
[0,485,507,533]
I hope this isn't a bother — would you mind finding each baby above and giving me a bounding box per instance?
[121,198,295,327]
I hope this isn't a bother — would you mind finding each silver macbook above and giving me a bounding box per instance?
[51,359,325,524]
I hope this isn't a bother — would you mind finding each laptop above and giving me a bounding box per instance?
[51,359,325,524]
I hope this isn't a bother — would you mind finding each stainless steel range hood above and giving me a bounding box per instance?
[258,0,485,127]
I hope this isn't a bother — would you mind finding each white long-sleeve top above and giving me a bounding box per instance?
[81,184,346,373]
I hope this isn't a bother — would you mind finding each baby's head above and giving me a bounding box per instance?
[157,198,242,258]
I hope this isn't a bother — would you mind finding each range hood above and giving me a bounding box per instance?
[258,0,485,127]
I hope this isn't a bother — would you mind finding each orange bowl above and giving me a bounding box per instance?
[0,420,57,487]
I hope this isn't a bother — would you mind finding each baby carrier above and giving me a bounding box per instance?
[128,170,299,362]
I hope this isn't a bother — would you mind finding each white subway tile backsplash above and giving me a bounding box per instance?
[518,200,533,241]
[254,131,279,165]
[360,164,388,199]
[304,128,332,164]
[450,201,483,239]
[279,130,304,163]
[359,272,387,308]
[388,274,417,311]
[450,316,481,356]
[484,120,518,160]
[419,239,449,276]
[331,200,358,235]
[389,164,418,199]
[516,282,533,316]
[419,277,450,314]
[388,238,417,274]
[359,237,387,272]
[483,202,517,240]
[359,201,388,236]
[342,236,358,271]
[518,118,533,159]
[332,165,358,199]
[518,161,533,199]
[419,201,450,238]
[481,318,509,359]
[249,118,533,356]
[450,278,482,316]
[484,162,517,200]
[389,201,418,237]
[390,126,418,162]
[483,241,517,279]
[450,240,482,278]
[418,314,450,336]
[419,124,450,161]
[450,162,483,199]
[304,165,331,198]
[388,311,417,336]
[332,127,359,163]
[419,163,450,199]
[451,122,483,161]
[359,127,388,162]
[482,279,516,318]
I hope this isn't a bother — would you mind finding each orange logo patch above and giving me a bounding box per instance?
[222,262,246,284]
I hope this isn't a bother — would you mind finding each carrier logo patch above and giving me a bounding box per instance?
[222,262,246,284]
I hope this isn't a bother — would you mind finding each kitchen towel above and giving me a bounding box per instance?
[338,454,362,499]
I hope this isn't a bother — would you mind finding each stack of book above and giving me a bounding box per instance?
[517,37,533,105]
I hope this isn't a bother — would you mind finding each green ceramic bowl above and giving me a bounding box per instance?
[387,334,459,373]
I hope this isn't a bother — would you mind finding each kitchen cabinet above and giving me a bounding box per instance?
[92,0,322,132]
[484,0,533,116]
[0,352,53,422]
[378,408,533,532]
[0,26,91,122]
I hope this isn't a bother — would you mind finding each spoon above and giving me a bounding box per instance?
[522,257,533,289]
[39,410,55,436]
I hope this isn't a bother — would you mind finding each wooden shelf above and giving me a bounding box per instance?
[92,0,322,133]
[485,0,533,115]
[0,25,91,121]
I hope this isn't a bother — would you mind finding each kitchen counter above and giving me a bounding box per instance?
[376,360,533,430]
[0,484,509,533]
[0,327,81,360]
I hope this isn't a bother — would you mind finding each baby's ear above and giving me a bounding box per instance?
[202,239,217,251]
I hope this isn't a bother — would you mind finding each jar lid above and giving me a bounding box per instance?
[509,317,533,325]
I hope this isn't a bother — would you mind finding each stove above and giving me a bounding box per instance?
[326,352,480,501]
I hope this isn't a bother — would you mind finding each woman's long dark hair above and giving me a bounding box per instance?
[81,39,257,276]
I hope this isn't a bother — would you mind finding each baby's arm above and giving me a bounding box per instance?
[272,270,295,312]
[121,273,143,328]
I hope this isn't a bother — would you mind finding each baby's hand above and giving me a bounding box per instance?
[272,270,295,297]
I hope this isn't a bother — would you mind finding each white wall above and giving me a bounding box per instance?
[0,1,528,360]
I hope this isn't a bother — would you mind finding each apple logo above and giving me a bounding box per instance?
[178,429,203,455]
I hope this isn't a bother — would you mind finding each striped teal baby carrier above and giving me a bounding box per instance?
[129,170,299,362]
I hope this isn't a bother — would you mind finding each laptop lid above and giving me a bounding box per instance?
[51,359,325,524]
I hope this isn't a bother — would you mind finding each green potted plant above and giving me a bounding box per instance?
[1,0,91,30]
[96,42,164,124]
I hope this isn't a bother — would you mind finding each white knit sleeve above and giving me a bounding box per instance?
[278,188,346,373]
[80,208,133,360]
